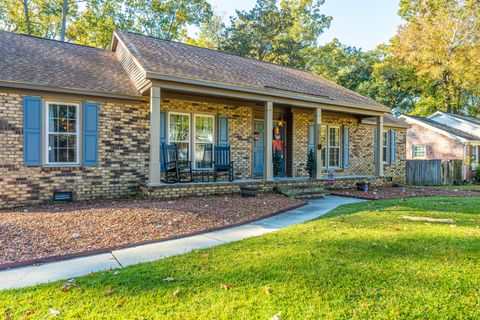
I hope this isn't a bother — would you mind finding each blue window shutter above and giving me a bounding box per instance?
[374,127,378,164]
[83,102,99,166]
[342,126,350,168]
[160,110,166,172]
[218,115,228,146]
[23,96,42,166]
[390,129,397,164]
[308,124,314,153]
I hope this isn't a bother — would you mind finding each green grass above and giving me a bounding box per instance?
[2,197,480,319]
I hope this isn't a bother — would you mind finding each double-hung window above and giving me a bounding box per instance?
[382,131,389,163]
[46,102,79,164]
[194,115,214,168]
[169,113,190,161]
[413,145,426,159]
[328,127,341,167]
[321,125,327,168]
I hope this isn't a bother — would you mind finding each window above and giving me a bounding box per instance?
[328,127,341,167]
[413,145,426,159]
[169,113,190,161]
[321,125,327,168]
[46,102,79,164]
[194,115,214,168]
[382,131,389,163]
[469,145,478,164]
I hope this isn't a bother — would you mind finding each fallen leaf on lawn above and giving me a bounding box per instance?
[3,308,12,320]
[117,298,126,307]
[392,227,401,231]
[220,283,234,290]
[163,277,175,282]
[201,253,209,259]
[23,309,35,317]
[88,272,95,278]
[60,279,77,292]
[269,312,281,320]
[173,287,181,299]
[262,286,272,295]
[49,308,61,316]
[104,289,115,295]
[360,302,369,309]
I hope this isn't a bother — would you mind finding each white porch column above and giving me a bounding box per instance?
[264,101,274,180]
[313,107,322,180]
[375,115,384,177]
[149,86,161,185]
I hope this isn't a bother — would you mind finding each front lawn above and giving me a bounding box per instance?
[2,197,480,319]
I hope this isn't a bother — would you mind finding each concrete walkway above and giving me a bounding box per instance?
[0,196,363,291]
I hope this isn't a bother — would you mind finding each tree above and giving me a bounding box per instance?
[123,0,212,40]
[23,0,31,34]
[392,0,480,114]
[221,0,331,67]
[304,39,375,92]
[60,0,67,41]
[186,14,225,49]
[69,0,127,48]
[0,0,78,40]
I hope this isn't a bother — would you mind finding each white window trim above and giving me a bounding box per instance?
[327,125,342,168]
[413,144,426,159]
[167,111,191,160]
[382,130,390,164]
[193,114,215,169]
[44,101,80,166]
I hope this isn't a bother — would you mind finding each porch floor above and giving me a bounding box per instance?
[152,175,376,186]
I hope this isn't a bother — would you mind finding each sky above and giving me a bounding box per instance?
[206,0,403,51]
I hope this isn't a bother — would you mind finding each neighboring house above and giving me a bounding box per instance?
[400,112,480,180]
[0,30,409,208]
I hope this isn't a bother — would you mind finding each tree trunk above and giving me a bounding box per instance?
[23,0,31,35]
[60,0,67,41]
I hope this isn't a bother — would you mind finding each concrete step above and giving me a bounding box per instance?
[276,184,327,199]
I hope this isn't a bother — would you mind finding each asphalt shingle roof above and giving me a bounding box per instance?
[408,116,479,141]
[0,31,140,97]
[115,31,384,108]
[440,112,480,126]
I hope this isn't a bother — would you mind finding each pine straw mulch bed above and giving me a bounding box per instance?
[331,186,480,200]
[0,194,305,268]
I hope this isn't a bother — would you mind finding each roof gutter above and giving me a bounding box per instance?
[0,80,144,101]
[361,118,411,129]
[145,72,390,114]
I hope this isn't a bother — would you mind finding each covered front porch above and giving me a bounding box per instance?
[145,82,390,189]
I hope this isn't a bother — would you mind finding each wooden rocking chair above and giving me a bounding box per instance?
[213,145,234,182]
[162,143,193,183]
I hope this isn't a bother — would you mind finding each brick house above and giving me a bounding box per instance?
[0,30,409,208]
[400,112,480,180]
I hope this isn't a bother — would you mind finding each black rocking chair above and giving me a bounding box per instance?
[162,143,194,183]
[213,145,234,182]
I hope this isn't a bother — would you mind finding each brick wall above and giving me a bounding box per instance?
[406,123,465,160]
[291,110,407,184]
[0,92,150,208]
[161,98,253,179]
[0,90,406,208]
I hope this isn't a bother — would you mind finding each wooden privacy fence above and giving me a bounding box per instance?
[406,159,464,186]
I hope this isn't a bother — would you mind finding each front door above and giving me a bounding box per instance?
[253,120,287,177]
[253,120,264,176]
